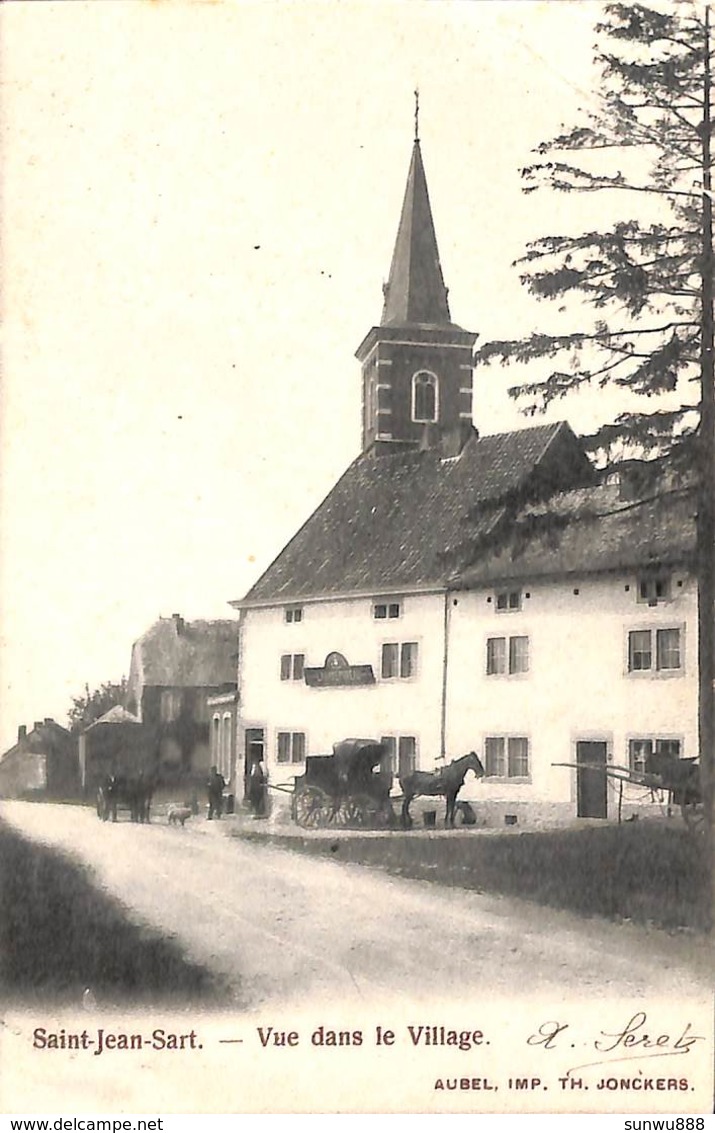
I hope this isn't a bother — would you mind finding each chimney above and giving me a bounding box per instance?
[34,721,42,731]
[172,613,184,635]
[44,717,53,726]
[18,725,26,742]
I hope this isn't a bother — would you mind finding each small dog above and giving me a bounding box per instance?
[167,804,193,827]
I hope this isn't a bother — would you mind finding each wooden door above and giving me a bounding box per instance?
[576,741,608,819]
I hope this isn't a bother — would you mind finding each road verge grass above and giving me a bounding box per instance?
[237,823,711,932]
[0,818,222,1007]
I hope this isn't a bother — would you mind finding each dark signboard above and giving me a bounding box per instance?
[304,652,375,688]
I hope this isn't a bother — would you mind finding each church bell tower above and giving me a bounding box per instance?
[356,106,478,454]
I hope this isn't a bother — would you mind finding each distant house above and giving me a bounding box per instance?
[0,719,78,800]
[126,614,238,783]
[78,705,151,793]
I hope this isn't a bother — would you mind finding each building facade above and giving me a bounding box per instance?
[231,133,698,826]
[127,613,238,785]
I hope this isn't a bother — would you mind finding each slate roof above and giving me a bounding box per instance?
[381,139,454,328]
[239,422,591,606]
[452,480,696,589]
[130,617,238,688]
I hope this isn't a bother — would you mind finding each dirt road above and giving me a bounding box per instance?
[2,801,711,1010]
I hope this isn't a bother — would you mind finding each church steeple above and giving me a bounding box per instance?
[356,118,478,454]
[380,137,452,327]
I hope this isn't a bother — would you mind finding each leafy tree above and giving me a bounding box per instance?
[474,2,714,859]
[67,678,128,733]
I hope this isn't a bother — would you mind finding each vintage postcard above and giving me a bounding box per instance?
[0,0,713,1117]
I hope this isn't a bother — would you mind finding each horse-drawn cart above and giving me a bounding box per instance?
[290,738,394,829]
[552,750,704,833]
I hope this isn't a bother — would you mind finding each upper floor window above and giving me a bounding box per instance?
[373,600,401,620]
[280,653,305,681]
[412,371,438,423]
[496,590,521,613]
[629,737,681,776]
[277,731,306,764]
[160,689,182,722]
[285,606,303,624]
[484,736,530,779]
[486,635,529,676]
[637,575,670,605]
[628,628,682,673]
[381,641,418,680]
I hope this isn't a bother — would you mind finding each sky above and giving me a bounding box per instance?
[1,0,631,750]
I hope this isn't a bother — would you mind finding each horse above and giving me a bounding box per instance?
[399,751,485,829]
[97,772,155,823]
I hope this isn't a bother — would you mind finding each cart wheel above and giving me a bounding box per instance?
[341,794,386,828]
[294,786,332,828]
[681,799,706,834]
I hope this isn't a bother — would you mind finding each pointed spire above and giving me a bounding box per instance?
[380,126,452,328]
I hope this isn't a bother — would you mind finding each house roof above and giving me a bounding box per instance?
[84,705,142,730]
[238,421,592,606]
[0,718,73,764]
[380,139,453,328]
[130,617,238,688]
[452,480,696,589]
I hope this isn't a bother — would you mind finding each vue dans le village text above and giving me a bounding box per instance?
[31,1012,705,1094]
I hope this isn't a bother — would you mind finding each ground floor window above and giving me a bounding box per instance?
[277,731,306,764]
[628,737,681,775]
[211,715,220,764]
[484,736,530,779]
[380,735,417,778]
[220,713,232,781]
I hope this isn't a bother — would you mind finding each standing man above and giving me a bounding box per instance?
[207,765,226,820]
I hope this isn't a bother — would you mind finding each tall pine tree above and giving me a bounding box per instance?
[475,2,714,857]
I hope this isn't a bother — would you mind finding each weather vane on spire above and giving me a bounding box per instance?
[414,88,420,143]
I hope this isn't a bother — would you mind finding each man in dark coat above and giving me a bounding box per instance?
[207,766,226,820]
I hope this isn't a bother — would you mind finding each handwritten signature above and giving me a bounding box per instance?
[527,1011,705,1072]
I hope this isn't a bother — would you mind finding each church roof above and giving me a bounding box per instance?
[380,140,453,328]
[238,422,590,606]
